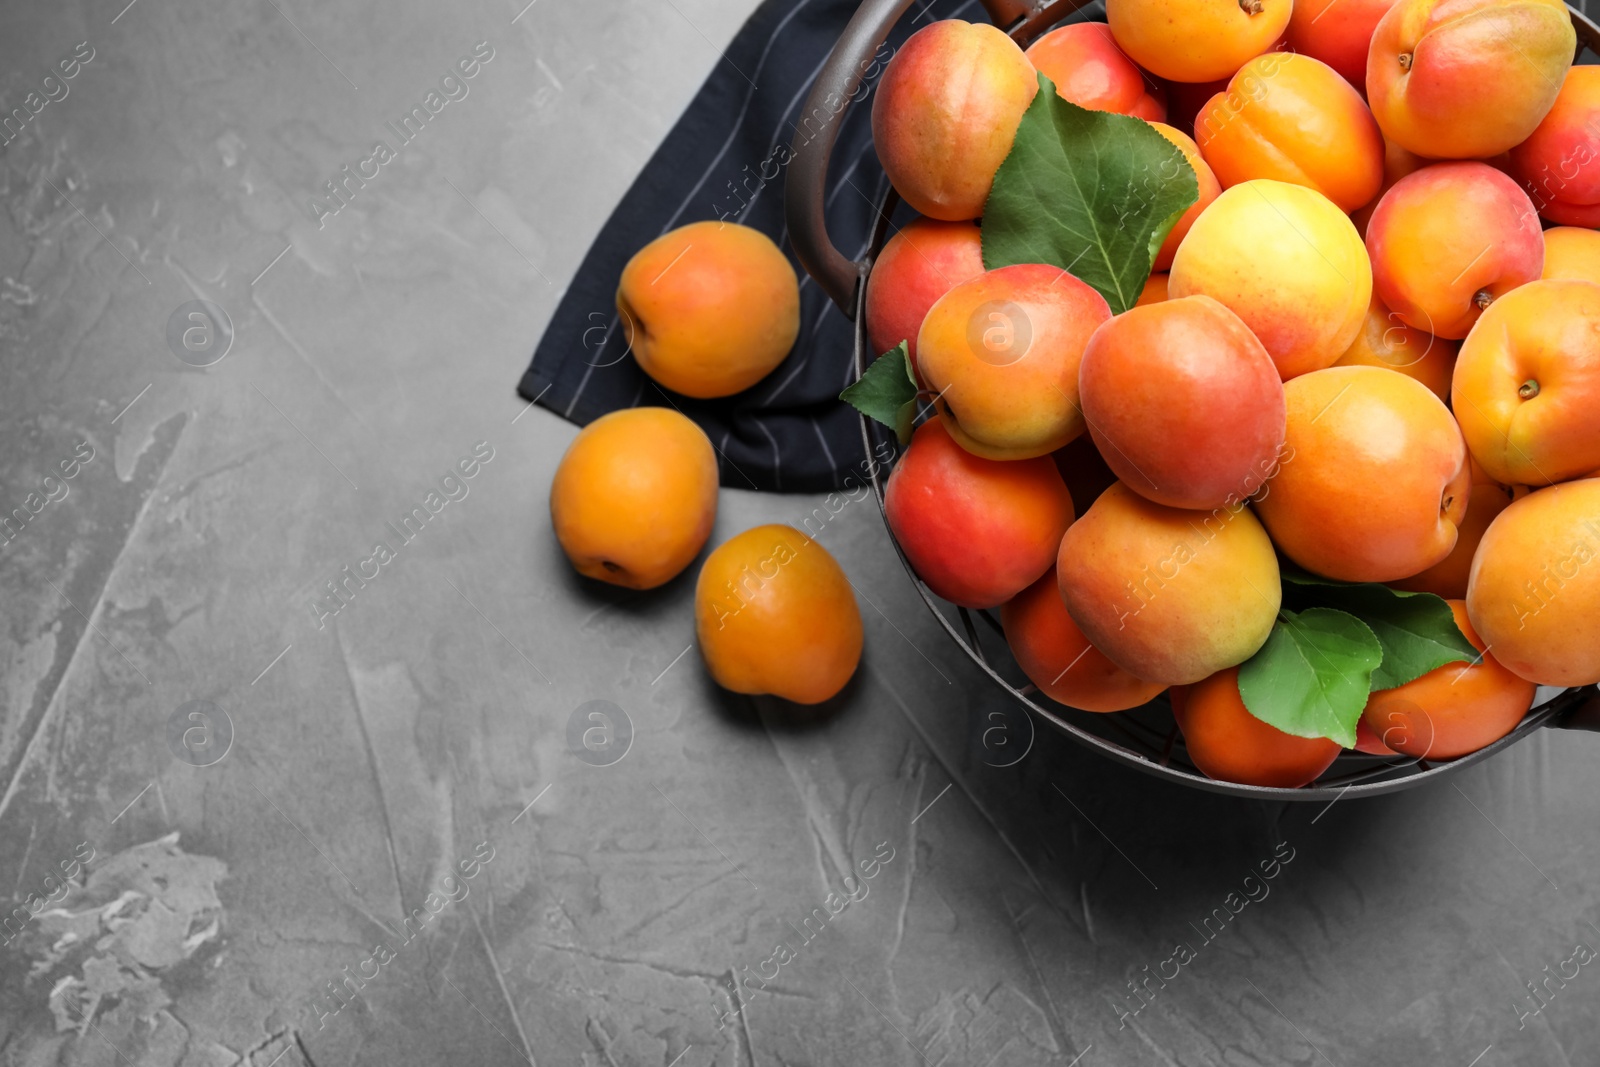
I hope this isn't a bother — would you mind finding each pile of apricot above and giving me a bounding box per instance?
[868,0,1600,785]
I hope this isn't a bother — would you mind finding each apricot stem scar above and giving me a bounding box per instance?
[1398,53,1413,71]
[1518,379,1541,400]
[1473,289,1494,310]
[1239,0,1264,12]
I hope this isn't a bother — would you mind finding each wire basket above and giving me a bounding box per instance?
[785,0,1600,799]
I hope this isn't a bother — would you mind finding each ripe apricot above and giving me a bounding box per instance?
[1106,0,1291,84]
[1361,600,1535,759]
[1367,0,1575,159]
[1169,179,1372,380]
[918,263,1112,460]
[1509,68,1600,226]
[1025,22,1166,120]
[1135,272,1169,306]
[550,408,718,590]
[1254,366,1470,582]
[1285,0,1400,87]
[695,525,863,704]
[1180,667,1342,787]
[1078,295,1286,510]
[1365,162,1544,340]
[617,221,800,398]
[1391,470,1514,600]
[1352,718,1398,755]
[1149,123,1221,272]
[1331,294,1457,403]
[865,218,986,371]
[871,20,1038,221]
[1056,482,1281,685]
[885,417,1075,609]
[1468,478,1600,686]
[1452,280,1600,486]
[1001,569,1167,712]
[1542,226,1600,284]
[1195,53,1384,212]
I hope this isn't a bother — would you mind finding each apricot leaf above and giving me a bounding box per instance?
[1280,569,1477,690]
[982,73,1198,314]
[841,341,918,444]
[1237,607,1383,749]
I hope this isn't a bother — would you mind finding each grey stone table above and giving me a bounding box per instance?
[1,1,1597,1064]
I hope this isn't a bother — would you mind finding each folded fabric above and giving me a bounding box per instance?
[518,0,980,492]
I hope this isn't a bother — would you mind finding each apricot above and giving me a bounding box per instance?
[1106,0,1291,84]
[1180,667,1342,787]
[884,417,1074,609]
[1025,22,1167,120]
[871,20,1038,221]
[1351,138,1426,237]
[1391,475,1514,600]
[1195,53,1384,212]
[1352,718,1398,755]
[1149,123,1221,272]
[695,524,862,704]
[1366,0,1575,159]
[1253,366,1470,582]
[917,263,1112,460]
[1286,0,1400,86]
[1361,600,1535,759]
[1452,280,1600,487]
[1365,162,1544,340]
[1509,68,1600,226]
[1542,226,1600,284]
[550,408,718,590]
[1468,479,1600,686]
[617,221,799,398]
[1056,482,1281,685]
[1001,569,1167,712]
[1169,180,1372,380]
[1078,295,1287,510]
[864,218,986,370]
[1331,294,1457,402]
[1135,272,1169,306]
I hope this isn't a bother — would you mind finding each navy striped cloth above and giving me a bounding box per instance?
[517,0,981,493]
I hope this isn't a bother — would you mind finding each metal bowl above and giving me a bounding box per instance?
[785,0,1600,799]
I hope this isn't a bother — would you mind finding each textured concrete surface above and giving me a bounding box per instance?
[2,0,1600,1065]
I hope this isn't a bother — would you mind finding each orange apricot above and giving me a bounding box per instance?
[1285,0,1400,87]
[1331,294,1457,402]
[1106,0,1292,84]
[1180,666,1342,787]
[1025,22,1167,120]
[1001,570,1167,712]
[1509,67,1600,226]
[1148,123,1222,272]
[1541,226,1600,284]
[865,217,986,370]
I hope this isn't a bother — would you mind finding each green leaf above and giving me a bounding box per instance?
[981,72,1199,314]
[1279,566,1477,690]
[1237,607,1384,748]
[840,342,919,445]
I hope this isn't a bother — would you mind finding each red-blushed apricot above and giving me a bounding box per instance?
[1391,470,1515,599]
[1362,601,1536,759]
[865,218,986,372]
[1542,226,1600,284]
[1135,272,1169,306]
[1254,366,1470,582]
[1078,295,1287,510]
[1365,162,1544,340]
[1169,179,1372,380]
[1107,0,1291,84]
[695,525,862,704]
[1352,718,1398,755]
[1052,433,1119,516]
[550,408,718,590]
[871,20,1038,221]
[885,417,1074,609]
[1452,280,1600,487]
[1195,53,1384,212]
[918,263,1112,460]
[1056,482,1281,685]
[1508,67,1600,226]
[1148,123,1221,271]
[1367,0,1575,159]
[1351,139,1426,237]
[1468,478,1600,686]
[1181,667,1342,787]
[1286,0,1400,86]
[1025,22,1167,120]
[1331,294,1457,402]
[1001,570,1168,712]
